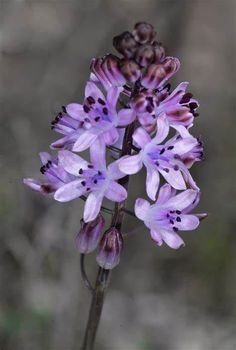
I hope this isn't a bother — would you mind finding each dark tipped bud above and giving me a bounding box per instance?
[153,42,165,63]
[133,22,156,44]
[96,228,123,270]
[120,60,141,83]
[113,31,137,59]
[75,214,105,254]
[135,44,155,67]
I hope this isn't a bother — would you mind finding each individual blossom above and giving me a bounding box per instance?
[118,114,200,200]
[23,152,74,194]
[135,184,206,249]
[75,214,105,254]
[96,227,123,270]
[51,81,135,151]
[54,147,127,222]
[131,82,199,135]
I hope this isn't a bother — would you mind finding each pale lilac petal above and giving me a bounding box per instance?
[85,81,104,100]
[107,86,123,109]
[103,127,119,145]
[137,112,155,126]
[89,137,106,171]
[117,109,136,126]
[50,136,71,150]
[164,189,199,210]
[163,82,189,104]
[173,137,198,155]
[146,165,160,200]
[39,152,52,164]
[177,215,199,230]
[173,125,193,138]
[66,103,85,120]
[54,180,86,202]
[156,184,174,204]
[83,192,104,223]
[104,182,127,202]
[161,229,185,249]
[118,155,143,174]
[23,178,42,192]
[150,229,163,246]
[58,150,88,175]
[108,160,126,180]
[160,168,186,190]
[133,127,151,148]
[135,198,151,221]
[72,129,100,152]
[152,114,169,144]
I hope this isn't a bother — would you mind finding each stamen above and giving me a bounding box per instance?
[163,168,169,173]
[62,106,67,113]
[174,165,179,171]
[173,226,179,232]
[103,107,108,115]
[160,148,165,155]
[98,98,106,105]
[81,181,86,186]
[95,116,100,122]
[88,164,94,169]
[79,168,83,174]
[83,105,90,113]
[176,210,181,215]
[170,219,174,225]
[94,179,98,184]
[167,146,174,150]
[176,217,181,222]
[87,96,95,105]
[86,187,91,191]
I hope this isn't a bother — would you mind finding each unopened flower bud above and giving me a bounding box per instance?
[120,60,141,83]
[135,44,155,67]
[133,22,156,44]
[113,31,137,59]
[153,42,165,63]
[75,214,105,254]
[96,228,123,270]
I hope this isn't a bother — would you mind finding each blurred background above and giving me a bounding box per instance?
[0,0,235,349]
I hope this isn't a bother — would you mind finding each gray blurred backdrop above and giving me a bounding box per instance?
[0,1,236,349]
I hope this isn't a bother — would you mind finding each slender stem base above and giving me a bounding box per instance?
[81,268,110,350]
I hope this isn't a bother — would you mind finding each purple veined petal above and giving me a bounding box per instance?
[117,108,136,126]
[89,137,106,171]
[83,191,104,223]
[181,167,200,190]
[163,81,189,104]
[172,137,198,155]
[23,178,56,194]
[103,127,119,145]
[160,229,185,249]
[54,180,86,202]
[85,81,104,101]
[72,128,100,152]
[156,184,175,204]
[107,160,126,180]
[104,181,127,202]
[150,229,163,246]
[132,127,151,148]
[145,164,160,200]
[118,154,143,174]
[90,57,113,90]
[137,112,155,127]
[164,189,199,211]
[50,133,80,150]
[107,86,123,110]
[39,152,52,164]
[151,113,169,144]
[173,125,193,138]
[161,56,181,86]
[135,198,151,221]
[89,72,100,84]
[177,215,199,230]
[58,150,89,175]
[159,168,186,190]
[66,103,85,120]
[23,178,43,192]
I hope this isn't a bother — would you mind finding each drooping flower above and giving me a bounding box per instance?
[118,114,200,200]
[135,184,206,249]
[54,147,127,222]
[23,152,74,194]
[51,81,135,151]
[132,82,199,134]
[96,227,123,270]
[75,214,105,254]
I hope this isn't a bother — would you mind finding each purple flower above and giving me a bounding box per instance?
[75,214,105,254]
[132,82,199,135]
[23,152,74,194]
[96,227,123,270]
[54,148,127,222]
[118,114,199,200]
[51,81,135,151]
[135,184,206,249]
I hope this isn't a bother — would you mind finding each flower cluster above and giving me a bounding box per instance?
[24,22,206,269]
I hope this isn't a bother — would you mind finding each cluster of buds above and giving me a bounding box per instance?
[24,22,206,272]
